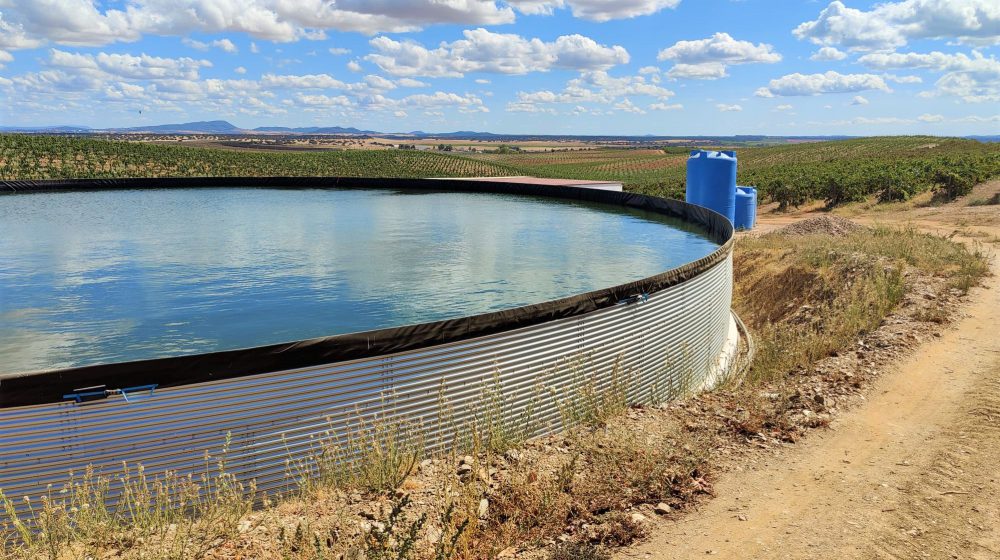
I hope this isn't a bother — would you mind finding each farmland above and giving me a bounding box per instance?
[471,136,1000,207]
[2,134,998,208]
[0,134,519,181]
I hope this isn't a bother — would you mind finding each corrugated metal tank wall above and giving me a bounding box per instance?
[0,255,733,522]
[0,178,737,528]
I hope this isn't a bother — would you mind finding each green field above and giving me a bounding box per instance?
[471,137,1000,207]
[0,135,519,181]
[2,135,998,207]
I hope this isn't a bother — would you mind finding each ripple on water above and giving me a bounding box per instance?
[0,187,718,373]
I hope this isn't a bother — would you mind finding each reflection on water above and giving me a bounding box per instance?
[0,188,718,373]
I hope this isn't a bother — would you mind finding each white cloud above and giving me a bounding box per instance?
[716,103,742,112]
[0,1,137,47]
[794,2,904,52]
[475,78,491,84]
[182,38,238,53]
[5,69,105,94]
[613,99,645,114]
[365,29,628,78]
[507,0,681,22]
[239,95,286,116]
[658,33,781,65]
[882,73,923,84]
[0,14,43,51]
[846,116,915,125]
[775,104,793,110]
[638,66,660,75]
[294,93,352,107]
[0,49,12,68]
[401,91,489,113]
[649,102,682,110]
[507,70,674,113]
[0,0,518,48]
[794,0,1000,52]
[507,101,558,113]
[954,114,1000,123]
[918,113,944,122]
[261,73,346,89]
[667,62,727,80]
[397,78,429,87]
[859,50,994,72]
[328,47,351,55]
[47,49,212,81]
[859,51,1000,102]
[235,66,247,74]
[250,42,259,54]
[364,74,396,90]
[103,81,146,100]
[804,116,919,126]
[932,70,1000,102]
[851,95,869,105]
[347,60,362,72]
[810,46,847,61]
[0,0,681,58]
[756,71,890,97]
[657,32,780,80]
[364,37,461,78]
[214,38,238,53]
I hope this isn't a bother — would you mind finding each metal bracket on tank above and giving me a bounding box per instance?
[63,384,158,404]
[617,293,649,306]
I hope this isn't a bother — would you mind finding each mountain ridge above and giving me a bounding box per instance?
[0,121,927,143]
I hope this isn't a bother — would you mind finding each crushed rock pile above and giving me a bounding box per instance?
[777,216,866,237]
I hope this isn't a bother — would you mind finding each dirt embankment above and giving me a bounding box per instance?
[620,182,1000,560]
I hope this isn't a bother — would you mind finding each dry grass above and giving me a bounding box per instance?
[2,447,257,560]
[967,193,1000,206]
[734,225,989,386]
[468,420,710,555]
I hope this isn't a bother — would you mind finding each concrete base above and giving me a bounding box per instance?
[701,312,742,392]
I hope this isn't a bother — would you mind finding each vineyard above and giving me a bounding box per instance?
[473,137,1000,208]
[0,135,519,181]
[2,135,998,208]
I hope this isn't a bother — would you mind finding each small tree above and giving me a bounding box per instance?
[932,169,976,200]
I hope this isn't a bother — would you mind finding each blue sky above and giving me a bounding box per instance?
[0,0,997,135]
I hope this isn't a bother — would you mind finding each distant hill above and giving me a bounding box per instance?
[967,135,1000,143]
[0,125,93,133]
[0,121,866,144]
[254,125,378,135]
[434,130,502,138]
[117,120,245,134]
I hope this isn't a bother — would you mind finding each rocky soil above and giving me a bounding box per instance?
[775,215,867,237]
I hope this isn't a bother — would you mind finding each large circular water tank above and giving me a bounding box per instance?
[0,177,738,528]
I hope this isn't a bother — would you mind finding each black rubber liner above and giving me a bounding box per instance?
[0,177,734,407]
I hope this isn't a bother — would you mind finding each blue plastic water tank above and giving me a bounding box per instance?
[685,151,703,206]
[686,150,737,224]
[735,186,757,230]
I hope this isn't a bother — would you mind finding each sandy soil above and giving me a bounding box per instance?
[618,182,1000,560]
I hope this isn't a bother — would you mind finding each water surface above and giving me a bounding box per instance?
[0,187,718,373]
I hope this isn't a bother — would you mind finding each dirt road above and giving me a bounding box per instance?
[620,190,1000,560]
